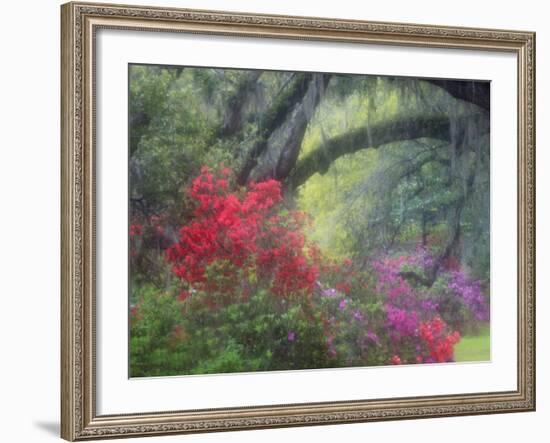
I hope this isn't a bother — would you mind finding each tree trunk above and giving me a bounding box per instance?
[237,73,330,184]
[288,113,489,189]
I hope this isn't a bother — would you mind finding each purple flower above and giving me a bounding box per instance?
[322,288,338,297]
[287,331,296,342]
[420,299,439,312]
[447,271,490,321]
[352,309,364,321]
[386,305,419,338]
[339,299,348,310]
[366,330,380,344]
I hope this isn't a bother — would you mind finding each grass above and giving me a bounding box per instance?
[454,324,490,362]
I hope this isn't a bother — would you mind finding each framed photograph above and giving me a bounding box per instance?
[61,1,536,440]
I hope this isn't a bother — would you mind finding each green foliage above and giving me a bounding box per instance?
[129,66,245,217]
[129,284,182,377]
[130,282,334,376]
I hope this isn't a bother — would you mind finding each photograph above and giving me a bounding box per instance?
[128,64,491,377]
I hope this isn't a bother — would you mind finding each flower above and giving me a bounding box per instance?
[322,288,338,297]
[177,290,190,302]
[366,330,379,344]
[287,331,296,342]
[386,305,418,338]
[419,317,461,363]
[390,355,402,365]
[167,166,319,297]
[335,282,351,294]
[447,271,490,322]
[130,304,139,319]
[339,299,348,310]
[420,299,439,312]
[129,223,143,237]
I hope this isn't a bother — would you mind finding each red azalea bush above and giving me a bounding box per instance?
[166,166,318,300]
[418,317,461,363]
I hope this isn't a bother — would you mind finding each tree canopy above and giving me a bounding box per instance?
[130,64,490,282]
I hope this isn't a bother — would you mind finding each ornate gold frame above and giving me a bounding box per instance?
[61,2,536,440]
